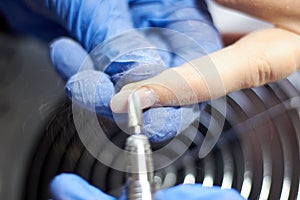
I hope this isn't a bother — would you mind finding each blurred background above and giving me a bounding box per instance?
[0,2,299,199]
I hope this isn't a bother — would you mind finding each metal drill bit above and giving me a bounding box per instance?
[128,92,142,134]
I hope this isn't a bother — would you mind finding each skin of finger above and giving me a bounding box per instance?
[228,28,300,88]
[190,28,300,98]
[113,28,300,108]
[119,67,204,106]
[214,0,300,34]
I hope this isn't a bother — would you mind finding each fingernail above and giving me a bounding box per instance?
[110,90,133,113]
[136,87,159,109]
[110,87,159,113]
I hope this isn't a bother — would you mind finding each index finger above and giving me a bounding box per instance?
[110,28,300,113]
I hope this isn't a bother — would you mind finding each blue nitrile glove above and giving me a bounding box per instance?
[50,173,115,200]
[155,183,245,200]
[1,0,222,142]
[129,0,222,67]
[50,173,245,200]
[46,0,222,142]
[46,0,172,141]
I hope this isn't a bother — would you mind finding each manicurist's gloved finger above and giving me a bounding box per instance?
[49,36,115,117]
[111,28,300,112]
[50,38,94,81]
[50,173,116,200]
[155,184,245,200]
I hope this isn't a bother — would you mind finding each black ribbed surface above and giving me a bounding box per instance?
[25,72,300,200]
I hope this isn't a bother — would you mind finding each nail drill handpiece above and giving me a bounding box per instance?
[123,92,155,200]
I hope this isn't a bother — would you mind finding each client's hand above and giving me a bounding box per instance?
[111,0,300,112]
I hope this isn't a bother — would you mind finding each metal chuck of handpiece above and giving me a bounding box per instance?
[124,92,155,200]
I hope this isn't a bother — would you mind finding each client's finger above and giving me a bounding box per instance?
[111,28,300,113]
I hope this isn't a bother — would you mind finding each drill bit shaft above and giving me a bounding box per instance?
[128,92,142,134]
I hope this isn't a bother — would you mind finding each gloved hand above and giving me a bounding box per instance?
[50,173,244,200]
[47,0,222,141]
[7,0,222,141]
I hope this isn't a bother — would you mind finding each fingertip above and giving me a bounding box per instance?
[111,87,159,114]
[50,37,94,80]
[65,70,115,117]
[142,105,200,142]
[110,90,133,113]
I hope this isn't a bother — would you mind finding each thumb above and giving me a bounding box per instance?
[111,28,300,113]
